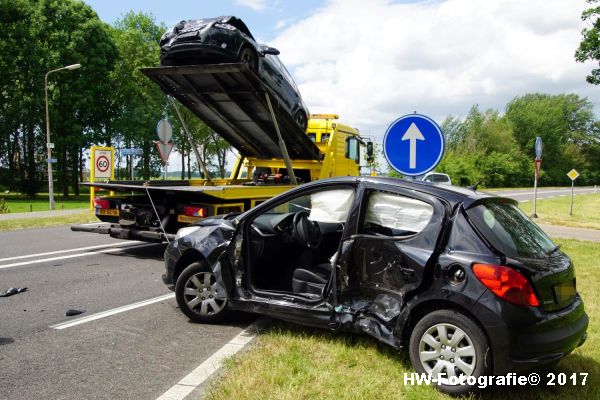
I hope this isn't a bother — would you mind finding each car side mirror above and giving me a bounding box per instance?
[260,46,280,56]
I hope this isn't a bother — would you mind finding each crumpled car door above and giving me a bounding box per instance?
[330,186,447,345]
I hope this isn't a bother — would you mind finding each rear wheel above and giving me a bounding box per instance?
[408,309,491,395]
[238,47,257,73]
[175,261,231,323]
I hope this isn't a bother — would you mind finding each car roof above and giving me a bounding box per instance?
[302,176,502,209]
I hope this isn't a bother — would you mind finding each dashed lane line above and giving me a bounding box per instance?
[49,293,175,330]
[0,243,158,270]
[0,241,143,263]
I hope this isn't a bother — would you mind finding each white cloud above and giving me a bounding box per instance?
[234,0,267,12]
[272,0,599,140]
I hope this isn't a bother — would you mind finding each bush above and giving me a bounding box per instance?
[0,198,9,214]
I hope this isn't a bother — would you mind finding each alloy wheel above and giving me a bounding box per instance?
[418,322,476,379]
[182,272,226,316]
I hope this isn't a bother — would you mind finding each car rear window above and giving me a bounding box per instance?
[467,202,556,259]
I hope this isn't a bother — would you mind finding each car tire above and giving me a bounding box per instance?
[295,111,308,131]
[175,261,232,323]
[408,309,492,395]
[238,47,257,73]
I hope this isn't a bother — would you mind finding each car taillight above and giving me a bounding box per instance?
[472,264,540,307]
[183,206,206,218]
[93,198,110,209]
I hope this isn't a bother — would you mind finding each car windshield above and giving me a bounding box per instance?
[467,202,556,259]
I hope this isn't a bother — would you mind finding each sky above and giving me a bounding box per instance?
[82,0,600,169]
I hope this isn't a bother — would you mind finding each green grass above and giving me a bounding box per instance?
[0,211,97,231]
[519,193,600,230]
[205,238,599,400]
[0,193,89,213]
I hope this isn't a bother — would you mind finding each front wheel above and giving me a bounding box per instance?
[175,261,231,323]
[408,309,492,395]
[294,111,307,132]
[238,47,257,73]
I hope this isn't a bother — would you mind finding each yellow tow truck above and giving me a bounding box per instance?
[72,64,373,242]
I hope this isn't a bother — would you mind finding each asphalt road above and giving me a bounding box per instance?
[0,226,252,400]
[487,186,598,201]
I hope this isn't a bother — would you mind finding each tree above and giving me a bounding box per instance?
[505,93,599,185]
[436,106,528,187]
[109,12,167,180]
[575,0,600,84]
[0,0,117,196]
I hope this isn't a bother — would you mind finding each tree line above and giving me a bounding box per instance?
[431,93,600,188]
[0,0,229,197]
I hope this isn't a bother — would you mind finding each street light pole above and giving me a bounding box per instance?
[44,63,81,210]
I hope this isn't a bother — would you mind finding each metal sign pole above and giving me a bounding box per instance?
[532,164,538,218]
[570,179,575,216]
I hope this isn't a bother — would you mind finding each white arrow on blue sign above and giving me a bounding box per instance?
[535,136,542,159]
[383,114,445,176]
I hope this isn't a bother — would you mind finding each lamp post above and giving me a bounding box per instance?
[45,63,81,210]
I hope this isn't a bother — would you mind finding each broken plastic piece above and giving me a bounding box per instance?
[0,287,27,297]
[65,309,85,317]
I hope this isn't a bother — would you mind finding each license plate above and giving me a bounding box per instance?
[553,280,576,303]
[177,215,201,223]
[96,208,119,217]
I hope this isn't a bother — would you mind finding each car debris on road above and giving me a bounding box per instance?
[0,287,27,297]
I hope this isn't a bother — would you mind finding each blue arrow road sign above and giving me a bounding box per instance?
[383,114,445,176]
[535,136,542,159]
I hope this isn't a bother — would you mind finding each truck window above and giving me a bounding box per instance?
[307,133,316,142]
[321,133,330,143]
[345,137,359,163]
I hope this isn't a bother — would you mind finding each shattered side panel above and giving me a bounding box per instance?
[328,187,448,348]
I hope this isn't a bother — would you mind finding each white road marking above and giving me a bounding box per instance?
[520,200,530,203]
[0,243,157,270]
[156,322,259,400]
[49,293,175,330]
[0,241,143,263]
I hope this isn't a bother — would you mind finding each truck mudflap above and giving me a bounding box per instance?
[71,223,175,243]
[140,63,321,161]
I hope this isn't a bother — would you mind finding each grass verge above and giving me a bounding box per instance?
[0,211,97,231]
[205,238,599,400]
[0,193,89,213]
[519,193,600,230]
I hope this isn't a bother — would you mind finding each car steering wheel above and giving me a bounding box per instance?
[292,211,321,248]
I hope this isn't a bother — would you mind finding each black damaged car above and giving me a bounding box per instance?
[163,176,588,394]
[159,16,310,130]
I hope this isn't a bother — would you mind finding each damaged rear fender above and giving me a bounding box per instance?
[393,296,487,349]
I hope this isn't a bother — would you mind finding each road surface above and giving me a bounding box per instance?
[0,226,253,400]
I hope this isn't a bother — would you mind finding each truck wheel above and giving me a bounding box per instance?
[175,261,231,323]
[408,309,491,395]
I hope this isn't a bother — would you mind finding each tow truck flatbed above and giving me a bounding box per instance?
[83,181,295,201]
[140,63,321,161]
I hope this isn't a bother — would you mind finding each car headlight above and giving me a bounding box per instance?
[175,226,201,240]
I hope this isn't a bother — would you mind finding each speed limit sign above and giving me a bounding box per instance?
[91,146,114,180]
